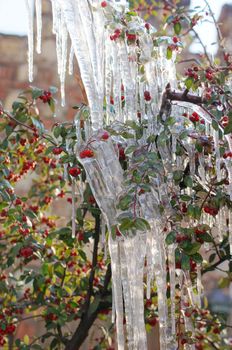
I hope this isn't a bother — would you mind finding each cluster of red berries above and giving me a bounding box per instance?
[79,149,94,159]
[110,28,121,41]
[189,111,200,122]
[45,313,58,321]
[223,151,232,159]
[183,112,205,124]
[144,90,151,102]
[68,166,81,177]
[52,147,63,155]
[185,66,199,81]
[126,32,137,42]
[0,322,16,345]
[205,68,214,81]
[203,206,218,216]
[18,246,34,259]
[194,228,206,243]
[41,216,56,228]
[181,202,187,213]
[39,91,52,103]
[43,196,53,205]
[20,160,37,176]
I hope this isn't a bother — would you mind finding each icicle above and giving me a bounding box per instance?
[35,0,42,54]
[168,244,176,335]
[25,0,34,82]
[123,235,147,349]
[60,18,68,107]
[108,236,125,350]
[198,153,206,185]
[213,130,221,181]
[196,264,202,307]
[119,240,134,349]
[69,46,75,75]
[71,180,76,238]
[229,209,232,255]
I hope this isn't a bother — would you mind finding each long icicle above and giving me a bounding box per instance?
[25,0,34,82]
[35,0,42,54]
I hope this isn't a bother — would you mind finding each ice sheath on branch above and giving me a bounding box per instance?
[25,1,232,349]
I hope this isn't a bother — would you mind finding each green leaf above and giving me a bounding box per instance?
[185,77,193,90]
[166,46,173,60]
[78,249,87,261]
[117,195,132,210]
[183,242,201,255]
[31,87,43,99]
[180,194,191,202]
[181,254,190,270]
[134,218,150,231]
[53,126,61,138]
[49,86,58,94]
[174,22,182,35]
[212,119,219,131]
[54,262,65,278]
[31,116,45,134]
[165,231,176,245]
[119,218,134,232]
[48,98,55,114]
[191,253,203,264]
[209,253,216,263]
[125,145,137,155]
[201,233,213,243]
[224,119,232,134]
[173,170,183,182]
[184,176,193,188]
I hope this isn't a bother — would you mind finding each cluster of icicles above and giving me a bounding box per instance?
[25,1,232,349]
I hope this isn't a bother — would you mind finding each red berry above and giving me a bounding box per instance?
[184,310,192,317]
[79,149,94,159]
[116,228,122,237]
[20,138,27,146]
[213,327,220,334]
[68,167,81,177]
[78,232,84,242]
[101,1,107,8]
[19,247,34,259]
[101,131,109,140]
[15,198,22,206]
[118,146,126,161]
[148,317,157,327]
[205,72,213,80]
[88,195,96,205]
[52,147,63,155]
[144,91,151,102]
[145,23,150,30]
[126,32,137,41]
[172,36,178,43]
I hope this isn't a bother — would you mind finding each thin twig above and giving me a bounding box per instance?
[3,110,57,146]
